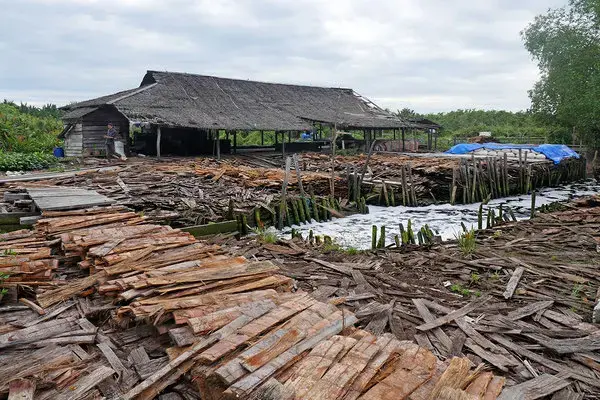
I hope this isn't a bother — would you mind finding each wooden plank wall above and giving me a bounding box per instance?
[64,123,83,157]
[81,108,129,156]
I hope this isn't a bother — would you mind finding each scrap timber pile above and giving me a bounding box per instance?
[0,205,506,400]
[16,158,337,227]
[216,196,600,399]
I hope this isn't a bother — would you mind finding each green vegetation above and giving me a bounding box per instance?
[522,0,600,147]
[450,284,472,297]
[252,226,278,244]
[456,228,477,256]
[0,152,57,171]
[571,284,585,299]
[397,108,567,144]
[344,246,360,255]
[0,101,62,153]
[470,272,481,284]
[0,273,9,296]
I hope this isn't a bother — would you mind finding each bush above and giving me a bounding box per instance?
[0,152,57,171]
[0,102,62,153]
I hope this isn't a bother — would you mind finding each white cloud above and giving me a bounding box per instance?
[0,0,566,111]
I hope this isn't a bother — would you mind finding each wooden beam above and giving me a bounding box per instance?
[156,126,162,160]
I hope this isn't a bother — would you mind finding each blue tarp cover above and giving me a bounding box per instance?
[445,143,580,164]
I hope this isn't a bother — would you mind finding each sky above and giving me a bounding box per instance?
[0,0,564,113]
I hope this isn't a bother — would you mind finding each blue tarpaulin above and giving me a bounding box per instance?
[445,143,580,164]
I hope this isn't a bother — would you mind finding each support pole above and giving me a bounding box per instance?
[260,130,264,146]
[281,132,286,156]
[156,126,161,160]
[233,131,237,154]
[401,128,406,152]
[216,130,221,160]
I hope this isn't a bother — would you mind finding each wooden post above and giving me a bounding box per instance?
[359,138,377,186]
[330,123,337,196]
[401,165,408,206]
[275,130,278,145]
[450,167,457,205]
[281,132,286,156]
[278,157,292,230]
[372,225,378,250]
[393,128,397,140]
[233,131,237,154]
[216,130,221,160]
[156,126,162,160]
[288,131,292,143]
[260,130,264,146]
[401,128,406,153]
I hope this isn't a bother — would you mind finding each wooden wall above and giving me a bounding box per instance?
[81,108,129,156]
[64,123,83,157]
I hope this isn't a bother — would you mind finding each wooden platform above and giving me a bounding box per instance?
[26,187,113,211]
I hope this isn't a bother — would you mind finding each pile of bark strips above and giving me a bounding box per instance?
[14,157,339,227]
[0,205,504,400]
[216,195,600,399]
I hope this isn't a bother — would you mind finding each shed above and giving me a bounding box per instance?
[61,71,414,157]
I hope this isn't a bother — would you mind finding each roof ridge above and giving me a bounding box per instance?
[146,70,354,92]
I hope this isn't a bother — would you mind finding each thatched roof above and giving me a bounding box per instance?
[62,71,413,130]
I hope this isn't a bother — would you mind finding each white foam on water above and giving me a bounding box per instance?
[280,180,600,250]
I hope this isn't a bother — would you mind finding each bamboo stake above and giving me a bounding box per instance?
[372,225,378,250]
[278,157,292,229]
[503,153,509,196]
[450,167,457,205]
[382,183,390,207]
[408,164,417,206]
[378,226,386,248]
[401,165,408,206]
[471,156,478,203]
[309,186,320,222]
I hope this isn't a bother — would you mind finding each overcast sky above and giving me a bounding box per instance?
[0,0,563,113]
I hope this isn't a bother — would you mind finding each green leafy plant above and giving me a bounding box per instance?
[2,249,16,256]
[0,152,57,171]
[571,284,585,299]
[344,246,360,255]
[252,226,277,244]
[456,228,477,256]
[0,273,9,296]
[0,102,62,153]
[470,272,481,284]
[450,284,472,297]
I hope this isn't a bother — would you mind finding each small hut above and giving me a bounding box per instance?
[60,71,415,157]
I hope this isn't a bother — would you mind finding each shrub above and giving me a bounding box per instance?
[456,228,477,256]
[0,152,57,171]
[0,102,62,153]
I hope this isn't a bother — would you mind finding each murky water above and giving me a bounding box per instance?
[280,180,600,250]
